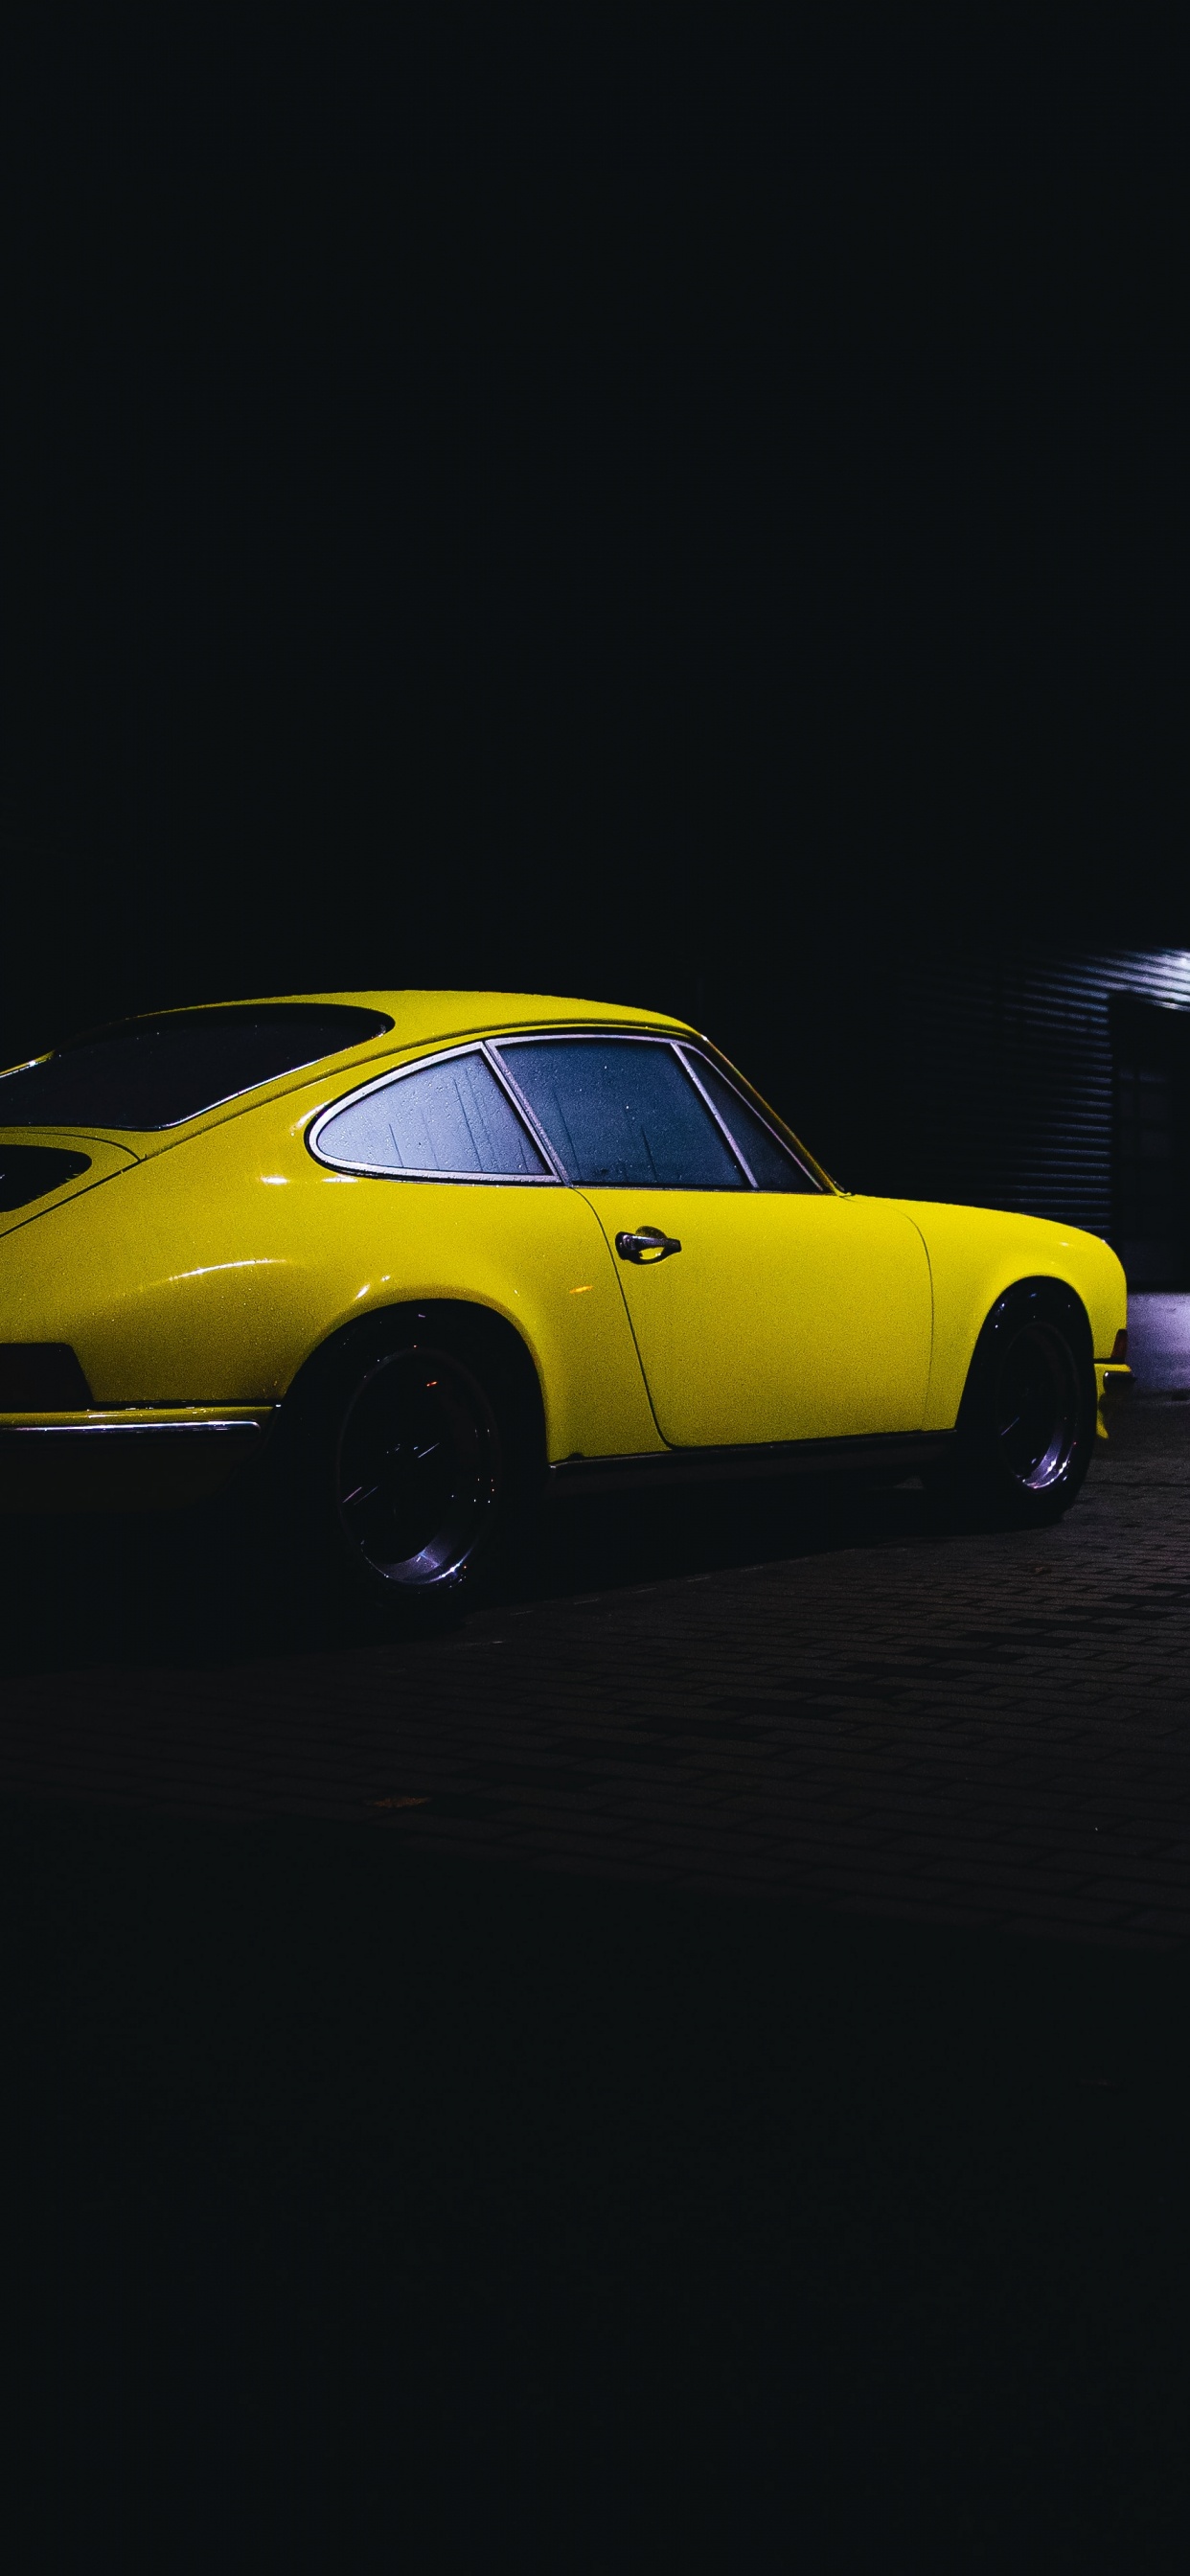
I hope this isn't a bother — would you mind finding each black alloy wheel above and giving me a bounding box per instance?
[993,1317,1084,1494]
[333,1344,502,1591]
[936,1280,1096,1530]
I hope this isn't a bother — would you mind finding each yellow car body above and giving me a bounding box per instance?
[0,990,1128,1529]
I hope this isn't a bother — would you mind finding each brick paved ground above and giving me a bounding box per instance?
[5,1327,1190,2569]
[3,1353,1189,1950]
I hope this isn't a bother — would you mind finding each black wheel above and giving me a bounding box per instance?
[277,1308,543,1630]
[932,1279,1096,1530]
[335,1344,501,1590]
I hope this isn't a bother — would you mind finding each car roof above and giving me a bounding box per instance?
[0,990,698,1153]
[171,989,691,1045]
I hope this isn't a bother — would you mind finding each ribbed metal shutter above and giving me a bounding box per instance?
[720,948,1190,1258]
[857,948,1190,1247]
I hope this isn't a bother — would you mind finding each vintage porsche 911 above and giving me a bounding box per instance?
[0,990,1129,1615]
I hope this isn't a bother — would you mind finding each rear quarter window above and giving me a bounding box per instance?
[311,1050,549,1178]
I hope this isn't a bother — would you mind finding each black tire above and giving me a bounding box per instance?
[274,1306,543,1632]
[930,1278,1096,1531]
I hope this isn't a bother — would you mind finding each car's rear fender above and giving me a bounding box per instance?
[0,1094,662,1466]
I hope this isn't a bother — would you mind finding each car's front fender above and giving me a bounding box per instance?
[885,1198,1128,1428]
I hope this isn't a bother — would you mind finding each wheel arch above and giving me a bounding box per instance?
[901,1197,1125,1432]
[276,1294,549,1472]
[954,1274,1094,1435]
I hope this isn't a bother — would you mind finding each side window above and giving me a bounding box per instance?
[496,1038,747,1188]
[313,1049,549,1178]
[682,1053,821,1192]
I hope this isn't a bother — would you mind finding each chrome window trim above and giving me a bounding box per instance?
[489,1029,752,1190]
[306,1042,560,1184]
[492,1027,824,1194]
[673,1046,759,1185]
[479,1042,571,1181]
[674,1042,824,1193]
[308,1023,827,1194]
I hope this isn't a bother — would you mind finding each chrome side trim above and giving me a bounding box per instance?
[548,1431,956,1493]
[0,1417,265,1440]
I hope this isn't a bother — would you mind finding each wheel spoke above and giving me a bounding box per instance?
[995,1321,1080,1492]
[335,1346,499,1587]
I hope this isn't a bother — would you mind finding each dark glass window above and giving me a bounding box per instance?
[0,1144,92,1212]
[315,1051,547,1178]
[0,1004,394,1131]
[684,1055,820,1192]
[498,1038,747,1188]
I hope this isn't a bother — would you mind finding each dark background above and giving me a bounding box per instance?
[4,34,1190,2569]
[6,31,1186,1191]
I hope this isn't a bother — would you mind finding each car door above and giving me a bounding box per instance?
[493,1033,933,1448]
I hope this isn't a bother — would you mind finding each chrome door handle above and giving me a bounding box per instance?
[614,1227,683,1264]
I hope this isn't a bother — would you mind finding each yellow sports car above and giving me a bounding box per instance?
[0,990,1128,1614]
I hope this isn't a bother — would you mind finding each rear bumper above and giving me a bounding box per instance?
[0,1408,274,1512]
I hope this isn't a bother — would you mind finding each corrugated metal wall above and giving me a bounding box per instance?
[883,948,1190,1234]
[736,948,1190,1252]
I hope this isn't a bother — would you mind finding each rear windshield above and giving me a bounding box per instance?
[0,1004,394,1132]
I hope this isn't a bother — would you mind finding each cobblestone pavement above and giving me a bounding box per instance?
[1129,1289,1190,1392]
[3,1374,1189,1951]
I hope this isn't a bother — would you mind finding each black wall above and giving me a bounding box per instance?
[6,39,1185,1204]
[673,948,1190,1278]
